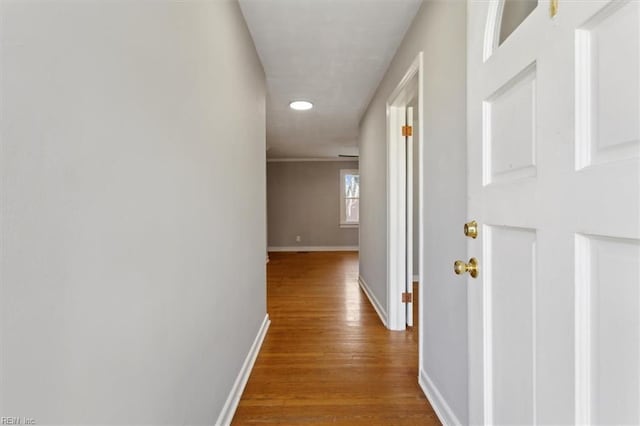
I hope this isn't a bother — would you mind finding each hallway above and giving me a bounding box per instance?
[233,252,439,424]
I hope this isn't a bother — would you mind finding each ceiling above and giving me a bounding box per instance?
[238,0,422,159]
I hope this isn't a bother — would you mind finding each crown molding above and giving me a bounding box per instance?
[267,157,359,163]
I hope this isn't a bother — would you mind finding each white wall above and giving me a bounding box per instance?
[1,1,266,424]
[358,1,468,423]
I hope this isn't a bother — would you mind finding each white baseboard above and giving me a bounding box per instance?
[268,246,359,252]
[216,314,270,426]
[412,274,419,283]
[419,369,462,426]
[357,275,388,327]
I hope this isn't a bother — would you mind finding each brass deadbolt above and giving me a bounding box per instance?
[454,258,479,278]
[464,220,478,239]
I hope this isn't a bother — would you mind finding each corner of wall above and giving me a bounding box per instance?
[216,314,271,426]
[419,369,463,426]
[357,275,388,327]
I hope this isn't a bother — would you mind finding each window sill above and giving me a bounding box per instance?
[340,223,359,229]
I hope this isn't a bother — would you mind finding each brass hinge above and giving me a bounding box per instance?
[402,125,413,137]
[402,292,413,303]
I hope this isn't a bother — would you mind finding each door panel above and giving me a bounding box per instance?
[468,0,640,424]
[576,0,640,168]
[484,64,537,184]
[485,226,536,425]
[576,235,640,425]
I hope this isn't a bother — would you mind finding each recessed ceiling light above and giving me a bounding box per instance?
[289,100,313,111]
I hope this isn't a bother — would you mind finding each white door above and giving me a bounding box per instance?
[467,0,640,424]
[406,105,415,327]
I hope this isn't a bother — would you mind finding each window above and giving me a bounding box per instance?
[498,0,538,46]
[340,169,359,228]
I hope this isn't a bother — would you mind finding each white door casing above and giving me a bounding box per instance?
[406,104,415,328]
[467,0,640,425]
[387,52,423,332]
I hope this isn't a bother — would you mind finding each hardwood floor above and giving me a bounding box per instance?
[233,251,440,425]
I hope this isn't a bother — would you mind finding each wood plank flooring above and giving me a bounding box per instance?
[233,251,440,425]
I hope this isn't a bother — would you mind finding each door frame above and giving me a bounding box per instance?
[386,52,424,332]
[405,105,415,328]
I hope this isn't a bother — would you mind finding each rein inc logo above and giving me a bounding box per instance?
[1,418,36,425]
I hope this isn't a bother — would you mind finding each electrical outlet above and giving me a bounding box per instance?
[296,235,301,243]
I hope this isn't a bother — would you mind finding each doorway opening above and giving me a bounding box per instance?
[386,52,424,338]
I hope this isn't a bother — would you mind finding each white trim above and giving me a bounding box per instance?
[215,314,270,426]
[482,225,494,425]
[412,275,419,283]
[416,50,425,372]
[532,240,538,425]
[358,275,388,327]
[575,24,592,170]
[483,0,505,62]
[419,369,463,426]
[386,51,424,331]
[574,234,592,425]
[267,157,358,163]
[339,224,359,229]
[268,246,359,252]
[405,105,414,328]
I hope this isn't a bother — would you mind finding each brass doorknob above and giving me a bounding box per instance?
[464,220,478,239]
[454,258,479,278]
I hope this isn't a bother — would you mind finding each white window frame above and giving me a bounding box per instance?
[340,169,359,228]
